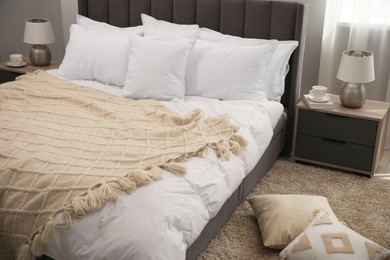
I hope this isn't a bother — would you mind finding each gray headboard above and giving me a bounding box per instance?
[77,0,307,155]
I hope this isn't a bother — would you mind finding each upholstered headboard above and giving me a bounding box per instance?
[77,0,307,155]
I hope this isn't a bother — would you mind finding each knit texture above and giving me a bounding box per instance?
[0,71,246,260]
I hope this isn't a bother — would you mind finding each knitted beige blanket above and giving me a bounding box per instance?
[0,71,246,260]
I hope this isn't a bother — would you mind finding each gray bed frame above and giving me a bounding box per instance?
[44,0,307,259]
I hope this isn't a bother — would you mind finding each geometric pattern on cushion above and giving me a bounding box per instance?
[314,213,333,226]
[291,233,312,253]
[280,210,390,260]
[321,233,354,254]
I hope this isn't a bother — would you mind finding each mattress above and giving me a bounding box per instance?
[43,70,284,260]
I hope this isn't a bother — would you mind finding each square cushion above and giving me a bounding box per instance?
[185,39,277,100]
[280,210,390,260]
[247,194,338,249]
[124,35,194,101]
[59,24,133,87]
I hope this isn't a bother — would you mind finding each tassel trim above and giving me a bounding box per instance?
[16,125,246,260]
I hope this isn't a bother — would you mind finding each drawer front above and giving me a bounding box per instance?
[0,70,20,84]
[295,134,374,172]
[297,109,378,146]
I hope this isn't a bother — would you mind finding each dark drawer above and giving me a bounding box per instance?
[0,70,21,84]
[295,134,374,172]
[297,109,377,146]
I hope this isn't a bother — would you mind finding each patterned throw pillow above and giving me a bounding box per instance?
[280,210,390,260]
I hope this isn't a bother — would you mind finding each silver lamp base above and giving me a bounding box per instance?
[30,44,51,66]
[340,82,366,108]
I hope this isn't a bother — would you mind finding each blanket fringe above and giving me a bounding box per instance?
[100,182,119,201]
[40,218,57,244]
[17,243,32,260]
[17,127,247,260]
[30,234,44,256]
[162,162,186,176]
[85,189,101,210]
[196,146,209,158]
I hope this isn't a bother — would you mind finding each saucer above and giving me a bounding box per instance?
[6,61,27,68]
[307,94,330,103]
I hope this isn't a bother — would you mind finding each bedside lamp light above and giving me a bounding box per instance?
[23,18,55,66]
[336,50,375,108]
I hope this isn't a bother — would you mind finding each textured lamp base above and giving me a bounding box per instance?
[340,82,366,108]
[30,44,51,66]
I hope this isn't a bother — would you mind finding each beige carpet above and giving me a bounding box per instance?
[197,158,390,259]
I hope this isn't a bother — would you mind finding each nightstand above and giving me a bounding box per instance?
[0,56,60,84]
[292,94,390,176]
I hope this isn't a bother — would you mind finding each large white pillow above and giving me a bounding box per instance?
[200,27,298,101]
[124,35,195,101]
[185,39,277,100]
[141,13,200,40]
[77,14,143,36]
[59,24,132,87]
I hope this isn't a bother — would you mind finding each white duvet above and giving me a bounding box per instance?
[44,71,283,260]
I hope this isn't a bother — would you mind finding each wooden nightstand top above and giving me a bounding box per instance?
[0,56,60,74]
[298,94,390,121]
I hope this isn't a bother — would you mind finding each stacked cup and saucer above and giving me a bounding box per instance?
[6,54,27,68]
[307,85,330,103]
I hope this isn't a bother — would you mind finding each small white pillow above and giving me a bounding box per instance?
[59,24,132,87]
[141,13,200,40]
[200,27,298,101]
[124,35,195,101]
[280,210,390,260]
[77,14,143,36]
[185,40,277,100]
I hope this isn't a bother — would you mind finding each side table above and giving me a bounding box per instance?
[0,56,60,84]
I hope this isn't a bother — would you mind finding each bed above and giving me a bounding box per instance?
[0,0,307,259]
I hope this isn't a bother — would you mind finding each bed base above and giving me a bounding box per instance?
[186,114,286,259]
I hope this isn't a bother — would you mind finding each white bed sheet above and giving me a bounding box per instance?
[44,70,284,260]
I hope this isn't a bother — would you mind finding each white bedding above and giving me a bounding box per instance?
[44,70,284,260]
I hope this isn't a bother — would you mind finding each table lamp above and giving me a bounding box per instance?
[23,18,55,66]
[336,50,375,108]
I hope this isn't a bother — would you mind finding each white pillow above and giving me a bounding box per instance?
[200,27,298,101]
[59,24,132,87]
[77,14,143,36]
[141,13,200,40]
[200,27,268,45]
[265,41,298,101]
[124,35,195,101]
[185,39,277,100]
[280,210,390,260]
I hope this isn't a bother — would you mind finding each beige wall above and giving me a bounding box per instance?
[0,0,325,99]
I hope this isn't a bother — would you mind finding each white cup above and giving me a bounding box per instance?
[10,54,23,66]
[309,85,327,100]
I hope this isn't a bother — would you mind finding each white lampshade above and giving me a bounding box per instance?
[23,18,55,45]
[336,50,375,84]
